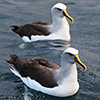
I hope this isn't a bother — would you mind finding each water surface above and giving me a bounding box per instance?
[0,0,100,100]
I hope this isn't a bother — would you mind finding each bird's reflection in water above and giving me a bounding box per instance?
[19,40,70,51]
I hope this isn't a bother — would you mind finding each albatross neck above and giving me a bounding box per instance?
[52,16,69,31]
[49,16,71,41]
[55,62,78,84]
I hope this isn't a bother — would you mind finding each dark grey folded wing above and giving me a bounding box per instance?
[35,59,60,70]
[6,55,60,88]
[11,21,52,40]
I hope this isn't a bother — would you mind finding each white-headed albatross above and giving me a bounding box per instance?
[11,3,74,42]
[6,47,87,97]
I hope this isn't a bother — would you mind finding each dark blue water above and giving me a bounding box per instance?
[0,0,100,100]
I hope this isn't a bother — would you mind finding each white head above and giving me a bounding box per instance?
[64,47,79,55]
[51,3,74,23]
[52,3,67,11]
[61,47,87,71]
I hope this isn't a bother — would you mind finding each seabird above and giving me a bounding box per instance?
[6,47,87,97]
[11,3,74,42]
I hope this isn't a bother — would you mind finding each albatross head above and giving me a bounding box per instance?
[51,3,74,23]
[62,47,87,71]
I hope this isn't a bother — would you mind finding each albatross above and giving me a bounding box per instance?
[11,3,74,42]
[6,47,87,97]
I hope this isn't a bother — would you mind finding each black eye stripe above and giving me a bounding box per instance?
[57,8,62,11]
[68,53,73,56]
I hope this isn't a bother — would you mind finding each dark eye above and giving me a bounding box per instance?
[68,53,73,56]
[57,8,62,11]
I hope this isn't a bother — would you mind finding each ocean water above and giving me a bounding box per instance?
[0,0,100,100]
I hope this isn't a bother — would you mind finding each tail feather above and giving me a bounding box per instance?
[10,26,19,31]
[6,55,21,71]
[7,55,22,78]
